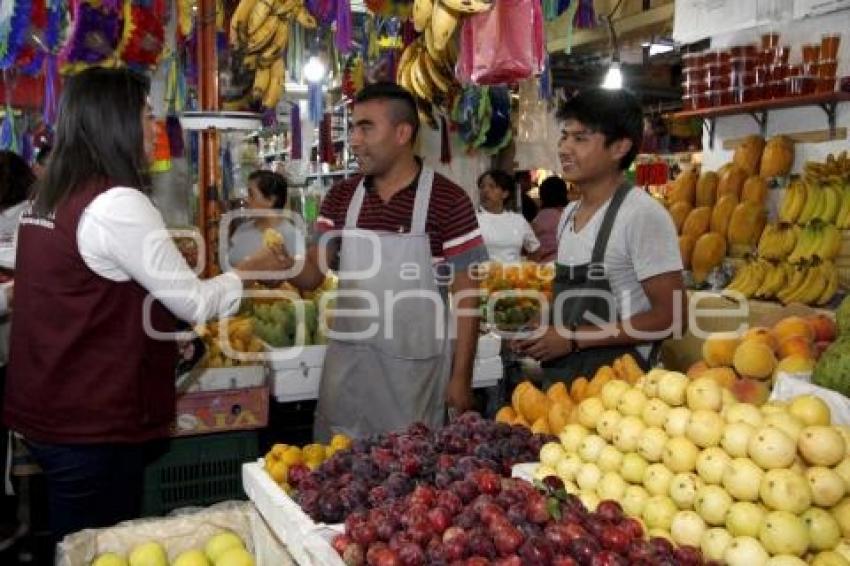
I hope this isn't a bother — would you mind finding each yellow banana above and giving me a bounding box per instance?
[799,265,830,305]
[836,186,850,229]
[818,184,841,223]
[755,263,782,299]
[783,264,823,304]
[787,224,814,263]
[246,14,280,54]
[294,6,318,28]
[409,57,435,102]
[816,222,842,260]
[247,0,276,37]
[817,262,839,305]
[797,183,819,225]
[259,23,290,66]
[396,43,420,92]
[439,0,493,14]
[243,54,259,70]
[430,1,460,51]
[421,51,453,96]
[230,0,259,45]
[413,0,434,32]
[252,66,272,100]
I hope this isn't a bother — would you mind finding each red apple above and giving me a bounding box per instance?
[808,314,837,343]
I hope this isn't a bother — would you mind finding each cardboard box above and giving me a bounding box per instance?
[174,367,269,436]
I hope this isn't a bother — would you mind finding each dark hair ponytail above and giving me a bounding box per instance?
[248,170,288,209]
[34,67,151,215]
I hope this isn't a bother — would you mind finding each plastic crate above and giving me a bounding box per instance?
[142,430,260,517]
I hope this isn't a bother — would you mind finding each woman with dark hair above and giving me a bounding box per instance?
[476,169,540,263]
[228,170,305,266]
[532,175,571,263]
[3,67,288,541]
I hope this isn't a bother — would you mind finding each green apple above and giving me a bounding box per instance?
[578,434,608,463]
[205,532,244,563]
[806,466,846,508]
[643,463,674,496]
[687,377,723,412]
[722,422,756,458]
[129,542,167,566]
[555,453,583,482]
[799,426,846,467]
[687,410,725,448]
[724,536,769,566]
[760,469,812,514]
[764,412,804,443]
[700,527,733,562]
[748,426,797,470]
[577,397,606,429]
[643,495,678,530]
[596,410,622,442]
[637,427,668,463]
[642,368,667,398]
[696,447,732,485]
[802,507,842,552]
[597,471,627,501]
[576,462,602,491]
[539,442,566,468]
[559,424,589,453]
[670,510,707,547]
[612,416,645,452]
[617,388,648,417]
[596,446,624,473]
[658,371,688,406]
[669,472,703,510]
[642,398,671,428]
[722,458,764,502]
[726,501,767,538]
[765,556,808,566]
[695,485,733,526]
[620,452,649,484]
[759,510,809,557]
[664,407,692,437]
[810,551,850,566]
[600,379,631,410]
[622,485,650,517]
[662,436,699,473]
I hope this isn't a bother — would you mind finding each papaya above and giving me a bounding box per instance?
[679,234,698,270]
[692,232,728,284]
[760,135,795,178]
[668,201,693,233]
[695,171,719,207]
[717,164,748,200]
[681,206,712,239]
[710,194,739,236]
[733,134,766,176]
[668,168,698,205]
[741,175,769,204]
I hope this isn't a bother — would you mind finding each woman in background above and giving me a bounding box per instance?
[477,169,540,264]
[228,170,305,267]
[532,176,571,263]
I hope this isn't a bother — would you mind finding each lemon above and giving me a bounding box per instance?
[270,443,289,458]
[330,434,351,451]
[268,461,288,483]
[280,447,303,466]
[302,444,326,463]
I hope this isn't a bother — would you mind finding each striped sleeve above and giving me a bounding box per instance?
[311,180,355,244]
[436,179,488,270]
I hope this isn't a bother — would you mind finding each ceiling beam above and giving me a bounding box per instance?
[546,2,674,53]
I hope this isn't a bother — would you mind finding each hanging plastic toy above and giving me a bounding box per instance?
[59,0,122,74]
[116,0,167,69]
[0,0,33,71]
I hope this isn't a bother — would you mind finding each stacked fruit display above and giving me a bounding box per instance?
[331,474,709,565]
[229,0,317,109]
[692,314,836,406]
[534,368,850,564]
[291,414,551,524]
[670,134,785,283]
[263,434,352,494]
[494,353,645,433]
[90,531,254,566]
[479,262,554,332]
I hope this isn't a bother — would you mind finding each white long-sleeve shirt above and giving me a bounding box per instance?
[76,187,242,324]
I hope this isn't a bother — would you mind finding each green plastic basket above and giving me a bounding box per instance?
[142,430,259,516]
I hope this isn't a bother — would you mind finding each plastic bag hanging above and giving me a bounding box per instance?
[456,0,544,86]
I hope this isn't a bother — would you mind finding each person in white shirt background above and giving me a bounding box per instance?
[228,170,305,267]
[476,169,540,264]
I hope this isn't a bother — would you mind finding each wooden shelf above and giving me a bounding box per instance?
[672,91,850,149]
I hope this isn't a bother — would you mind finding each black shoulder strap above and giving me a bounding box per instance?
[590,184,631,264]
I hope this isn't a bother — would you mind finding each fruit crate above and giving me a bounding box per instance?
[142,431,260,517]
[243,460,345,566]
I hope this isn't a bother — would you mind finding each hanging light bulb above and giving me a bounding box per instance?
[304,55,326,83]
[602,60,623,89]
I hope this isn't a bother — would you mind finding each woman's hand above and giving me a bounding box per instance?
[235,244,294,279]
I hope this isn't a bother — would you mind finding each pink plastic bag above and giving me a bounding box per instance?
[456,0,545,85]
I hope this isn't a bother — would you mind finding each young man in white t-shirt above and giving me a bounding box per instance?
[513,88,685,379]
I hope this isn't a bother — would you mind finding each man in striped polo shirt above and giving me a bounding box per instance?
[284,83,488,440]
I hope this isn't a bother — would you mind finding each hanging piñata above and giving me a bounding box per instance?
[116,0,167,68]
[59,0,122,73]
[0,0,32,70]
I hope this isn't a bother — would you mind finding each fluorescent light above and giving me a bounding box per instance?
[601,61,623,89]
[649,43,674,56]
[304,55,326,83]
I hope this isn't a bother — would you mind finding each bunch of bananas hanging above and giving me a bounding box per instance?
[727,258,838,306]
[397,35,459,127]
[400,0,491,122]
[803,150,850,180]
[412,0,493,49]
[230,0,317,109]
